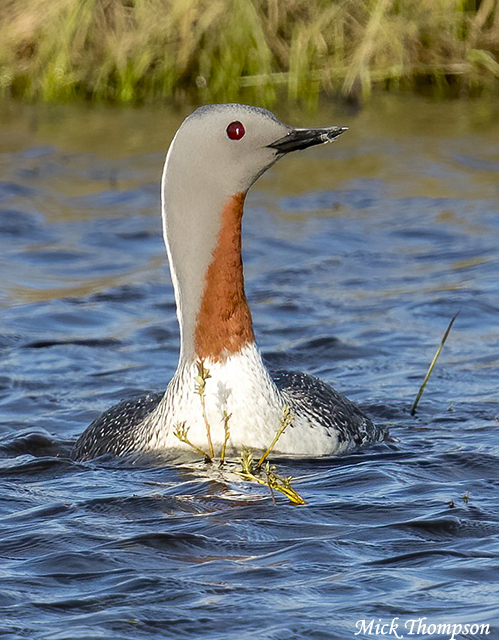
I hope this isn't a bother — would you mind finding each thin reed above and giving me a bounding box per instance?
[1,0,498,105]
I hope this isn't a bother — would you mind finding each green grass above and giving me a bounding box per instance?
[1,0,499,106]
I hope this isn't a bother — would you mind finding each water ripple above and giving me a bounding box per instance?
[0,97,498,639]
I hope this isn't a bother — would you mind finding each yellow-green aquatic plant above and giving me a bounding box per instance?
[174,360,306,505]
[194,359,214,458]
[173,421,212,461]
[256,404,294,471]
[219,410,231,466]
[238,446,306,505]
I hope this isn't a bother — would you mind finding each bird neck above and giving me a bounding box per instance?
[194,192,255,361]
[162,161,254,363]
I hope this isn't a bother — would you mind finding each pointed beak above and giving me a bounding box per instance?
[268,125,348,154]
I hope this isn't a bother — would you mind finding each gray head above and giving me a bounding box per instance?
[163,103,347,197]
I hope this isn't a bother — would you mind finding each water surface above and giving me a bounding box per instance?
[0,96,498,639]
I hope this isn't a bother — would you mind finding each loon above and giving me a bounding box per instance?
[72,104,386,461]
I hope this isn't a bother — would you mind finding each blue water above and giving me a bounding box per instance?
[0,97,498,639]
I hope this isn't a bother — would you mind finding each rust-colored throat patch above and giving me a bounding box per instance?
[194,192,255,361]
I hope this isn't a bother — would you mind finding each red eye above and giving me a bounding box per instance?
[226,121,245,140]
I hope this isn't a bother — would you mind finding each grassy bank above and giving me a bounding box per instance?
[1,0,499,106]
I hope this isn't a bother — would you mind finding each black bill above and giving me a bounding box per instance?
[268,125,348,154]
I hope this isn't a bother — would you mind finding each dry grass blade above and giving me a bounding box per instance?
[410,312,459,416]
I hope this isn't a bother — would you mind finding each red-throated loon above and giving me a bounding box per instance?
[72,104,386,461]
